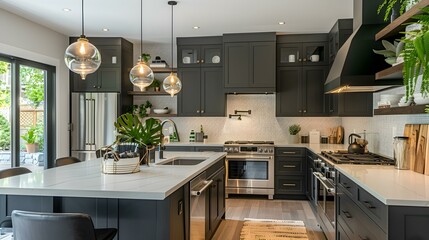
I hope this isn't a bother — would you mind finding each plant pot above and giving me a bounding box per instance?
[146,107,151,114]
[26,143,39,153]
[289,135,300,144]
[137,146,155,166]
[154,87,160,92]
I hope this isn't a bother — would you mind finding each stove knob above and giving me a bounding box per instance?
[258,148,263,153]
[228,147,233,152]
[264,149,268,153]
[269,149,274,153]
[234,148,239,153]
[224,147,228,152]
[320,162,326,168]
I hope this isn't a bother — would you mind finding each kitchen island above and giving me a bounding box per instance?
[0,151,226,240]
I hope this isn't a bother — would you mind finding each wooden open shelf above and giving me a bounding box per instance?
[375,63,403,80]
[152,68,177,73]
[376,0,429,41]
[374,104,427,115]
[128,90,173,96]
[147,113,177,117]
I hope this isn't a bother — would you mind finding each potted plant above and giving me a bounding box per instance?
[373,40,404,65]
[288,124,301,144]
[151,79,161,92]
[401,7,429,101]
[141,53,151,64]
[21,126,40,153]
[377,0,420,22]
[114,113,162,165]
[144,100,152,114]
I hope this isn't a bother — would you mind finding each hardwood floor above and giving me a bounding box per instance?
[212,198,326,240]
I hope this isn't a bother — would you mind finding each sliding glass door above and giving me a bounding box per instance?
[0,55,55,171]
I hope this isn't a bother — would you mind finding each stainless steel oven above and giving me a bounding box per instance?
[224,141,274,199]
[312,157,336,240]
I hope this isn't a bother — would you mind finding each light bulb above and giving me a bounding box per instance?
[163,72,182,97]
[65,37,101,80]
[129,60,154,90]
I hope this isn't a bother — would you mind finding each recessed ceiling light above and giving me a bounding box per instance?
[62,8,71,12]
[193,26,200,29]
[102,28,109,32]
[278,21,285,25]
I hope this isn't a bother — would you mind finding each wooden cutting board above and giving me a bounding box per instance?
[404,124,420,171]
[415,125,427,174]
[336,126,344,144]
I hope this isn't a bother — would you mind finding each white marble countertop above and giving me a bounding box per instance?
[335,164,429,207]
[0,151,226,200]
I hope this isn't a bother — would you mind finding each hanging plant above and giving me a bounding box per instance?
[377,0,419,22]
[401,7,429,101]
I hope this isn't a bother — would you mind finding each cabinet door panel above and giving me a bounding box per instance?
[178,45,200,67]
[338,92,373,117]
[302,66,328,116]
[277,43,302,66]
[100,46,121,67]
[178,68,201,116]
[71,72,98,92]
[98,68,121,92]
[224,43,250,87]
[276,67,302,116]
[251,42,275,88]
[202,45,222,67]
[302,42,328,66]
[201,68,225,116]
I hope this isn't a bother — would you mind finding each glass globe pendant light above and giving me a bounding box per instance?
[64,0,101,80]
[129,0,154,91]
[163,1,182,97]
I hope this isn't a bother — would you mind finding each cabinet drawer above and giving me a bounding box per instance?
[275,148,305,157]
[275,176,305,195]
[337,222,352,240]
[338,173,358,199]
[338,193,387,240]
[357,187,388,232]
[275,157,304,175]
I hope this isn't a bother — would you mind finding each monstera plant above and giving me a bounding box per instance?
[114,113,162,147]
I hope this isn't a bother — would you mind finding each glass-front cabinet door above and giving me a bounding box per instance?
[277,43,302,66]
[201,45,222,66]
[302,42,328,66]
[178,45,200,67]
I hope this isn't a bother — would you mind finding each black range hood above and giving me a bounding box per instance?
[325,0,403,93]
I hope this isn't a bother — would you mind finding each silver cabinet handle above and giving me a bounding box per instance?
[283,183,296,187]
[283,165,296,168]
[201,60,204,63]
[303,110,307,113]
[191,180,213,196]
[303,58,307,62]
[196,110,200,113]
[196,60,200,63]
[201,110,205,113]
[283,152,296,154]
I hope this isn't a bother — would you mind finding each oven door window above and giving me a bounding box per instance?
[228,160,268,180]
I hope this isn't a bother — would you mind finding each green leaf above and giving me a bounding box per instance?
[382,40,397,53]
[373,49,396,57]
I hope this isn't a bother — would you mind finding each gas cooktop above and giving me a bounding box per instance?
[224,141,274,145]
[321,151,395,165]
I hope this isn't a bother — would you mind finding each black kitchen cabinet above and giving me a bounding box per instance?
[277,34,329,67]
[276,66,329,116]
[206,167,225,239]
[177,36,225,117]
[178,67,225,116]
[223,32,276,93]
[69,37,133,93]
[177,37,223,68]
[274,147,306,197]
[328,19,353,68]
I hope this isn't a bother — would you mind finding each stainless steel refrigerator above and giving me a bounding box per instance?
[70,93,119,161]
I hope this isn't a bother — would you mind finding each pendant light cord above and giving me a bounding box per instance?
[171,3,174,71]
[81,0,85,37]
[140,0,143,58]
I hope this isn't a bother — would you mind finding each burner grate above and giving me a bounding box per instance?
[321,151,395,165]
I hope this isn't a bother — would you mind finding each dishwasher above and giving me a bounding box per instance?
[190,171,213,240]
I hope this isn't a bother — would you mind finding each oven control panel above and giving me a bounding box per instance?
[224,146,274,154]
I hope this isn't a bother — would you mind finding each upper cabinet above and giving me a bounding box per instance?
[177,36,226,117]
[69,37,133,93]
[328,19,353,68]
[177,37,223,68]
[277,41,328,66]
[223,32,276,93]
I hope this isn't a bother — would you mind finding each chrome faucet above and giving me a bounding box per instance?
[158,119,180,159]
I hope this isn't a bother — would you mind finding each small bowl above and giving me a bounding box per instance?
[153,108,170,114]
[414,98,429,105]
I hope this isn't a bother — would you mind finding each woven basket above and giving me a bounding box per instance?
[101,143,149,174]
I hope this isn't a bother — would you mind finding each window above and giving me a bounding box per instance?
[0,55,55,171]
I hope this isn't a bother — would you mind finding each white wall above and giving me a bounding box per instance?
[0,9,70,158]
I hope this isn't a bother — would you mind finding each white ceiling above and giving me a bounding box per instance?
[0,0,354,44]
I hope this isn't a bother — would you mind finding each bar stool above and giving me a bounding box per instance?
[55,156,81,167]
[12,210,117,240]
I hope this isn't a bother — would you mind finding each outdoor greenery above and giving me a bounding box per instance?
[20,66,45,108]
[0,115,10,149]
[21,125,40,144]
[0,62,10,108]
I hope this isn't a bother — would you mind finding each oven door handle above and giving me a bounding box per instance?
[313,172,335,194]
[226,156,273,160]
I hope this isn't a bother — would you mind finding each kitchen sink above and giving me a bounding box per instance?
[157,158,207,166]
